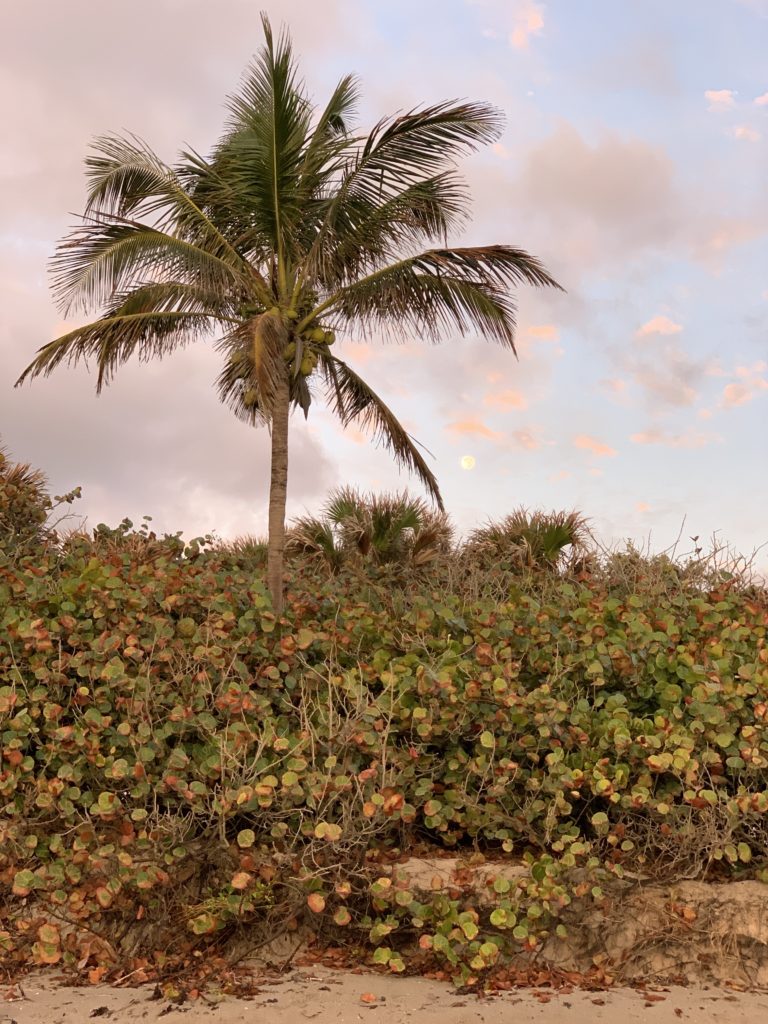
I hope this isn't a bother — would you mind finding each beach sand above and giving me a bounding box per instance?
[5,968,768,1024]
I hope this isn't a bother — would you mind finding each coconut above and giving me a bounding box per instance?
[283,342,297,361]
[309,327,326,343]
[323,330,336,345]
[300,354,316,376]
[229,351,250,379]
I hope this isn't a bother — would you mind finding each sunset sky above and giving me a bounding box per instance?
[1,0,766,562]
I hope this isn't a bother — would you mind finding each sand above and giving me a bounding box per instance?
[4,968,768,1024]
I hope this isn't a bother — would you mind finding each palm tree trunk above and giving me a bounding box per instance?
[267,372,290,614]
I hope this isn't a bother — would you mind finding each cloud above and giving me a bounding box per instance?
[721,372,768,407]
[446,418,502,441]
[509,1,544,49]
[526,324,559,341]
[635,501,651,513]
[625,324,704,409]
[755,92,768,106]
[499,123,682,268]
[692,216,768,266]
[630,429,720,449]
[732,124,762,142]
[572,434,617,457]
[705,89,737,111]
[579,33,680,99]
[600,378,628,396]
[636,315,683,337]
[483,388,528,410]
[510,428,545,451]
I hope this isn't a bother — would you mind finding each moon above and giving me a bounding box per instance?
[460,455,476,471]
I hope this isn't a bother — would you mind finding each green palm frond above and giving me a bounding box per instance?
[339,101,502,204]
[16,309,218,391]
[304,245,561,348]
[318,487,451,567]
[301,100,500,284]
[285,515,342,571]
[319,352,443,509]
[51,216,251,315]
[84,134,274,308]
[295,73,359,192]
[464,508,591,571]
[311,172,470,290]
[213,14,313,286]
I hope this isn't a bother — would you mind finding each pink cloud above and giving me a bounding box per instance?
[526,323,559,341]
[483,388,528,410]
[695,218,766,263]
[732,124,761,142]
[636,315,683,337]
[551,470,572,481]
[510,1,544,49]
[721,377,768,407]
[736,361,767,376]
[572,434,617,457]
[754,92,768,106]
[705,89,737,111]
[588,467,604,477]
[446,418,502,441]
[635,501,651,513]
[630,429,720,448]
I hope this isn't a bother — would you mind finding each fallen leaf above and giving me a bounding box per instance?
[307,893,326,913]
[360,992,377,1004]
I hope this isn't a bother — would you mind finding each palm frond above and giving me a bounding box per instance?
[83,134,273,306]
[214,311,291,425]
[318,487,451,567]
[319,353,443,509]
[311,172,470,290]
[16,308,217,391]
[214,15,313,284]
[464,508,591,571]
[307,244,562,348]
[340,101,502,203]
[51,216,252,316]
[301,101,499,285]
[285,515,342,571]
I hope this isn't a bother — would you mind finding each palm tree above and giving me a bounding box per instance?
[16,16,561,613]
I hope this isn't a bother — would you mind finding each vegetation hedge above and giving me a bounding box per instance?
[1,532,767,985]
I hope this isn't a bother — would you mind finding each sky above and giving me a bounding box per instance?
[1,0,766,562]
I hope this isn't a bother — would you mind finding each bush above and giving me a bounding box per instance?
[0,446,81,562]
[1,535,766,985]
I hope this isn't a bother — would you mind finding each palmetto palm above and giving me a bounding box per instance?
[16,16,561,613]
[287,487,453,572]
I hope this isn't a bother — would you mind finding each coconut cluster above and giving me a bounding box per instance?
[283,322,335,377]
[229,307,336,410]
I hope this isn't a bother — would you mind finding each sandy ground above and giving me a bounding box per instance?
[4,968,768,1024]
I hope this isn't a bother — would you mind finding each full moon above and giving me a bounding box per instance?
[460,455,476,471]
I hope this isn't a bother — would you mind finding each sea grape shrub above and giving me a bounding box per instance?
[0,543,766,980]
